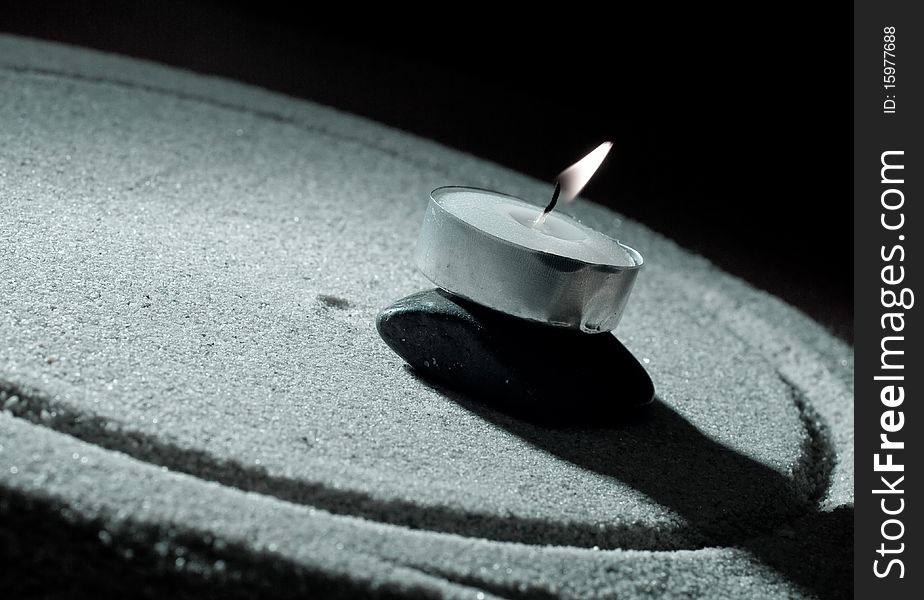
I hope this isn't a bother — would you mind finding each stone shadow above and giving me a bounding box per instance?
[387,290,853,599]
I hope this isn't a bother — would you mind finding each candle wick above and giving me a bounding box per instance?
[543,181,562,215]
[532,181,561,228]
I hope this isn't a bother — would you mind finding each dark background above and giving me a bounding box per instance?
[3,1,853,340]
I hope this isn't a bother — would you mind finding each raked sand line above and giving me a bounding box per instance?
[0,378,834,551]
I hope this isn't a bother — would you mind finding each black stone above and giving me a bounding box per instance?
[376,289,654,425]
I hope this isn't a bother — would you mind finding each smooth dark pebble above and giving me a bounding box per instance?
[376,289,654,425]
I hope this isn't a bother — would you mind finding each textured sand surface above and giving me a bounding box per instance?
[0,36,852,598]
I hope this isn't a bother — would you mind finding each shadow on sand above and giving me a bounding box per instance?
[394,290,852,599]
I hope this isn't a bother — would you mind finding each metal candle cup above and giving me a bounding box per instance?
[414,186,642,333]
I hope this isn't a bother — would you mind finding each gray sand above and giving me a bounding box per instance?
[0,36,852,598]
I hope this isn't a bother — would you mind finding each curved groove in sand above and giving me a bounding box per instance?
[0,63,457,181]
[0,378,833,552]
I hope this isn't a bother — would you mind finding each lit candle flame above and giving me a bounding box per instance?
[534,141,613,228]
[557,141,613,202]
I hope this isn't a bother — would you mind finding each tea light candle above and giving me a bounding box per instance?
[415,186,642,333]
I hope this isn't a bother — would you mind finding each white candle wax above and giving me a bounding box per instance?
[436,188,638,267]
[414,187,642,333]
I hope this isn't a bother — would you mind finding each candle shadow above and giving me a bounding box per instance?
[401,340,851,598]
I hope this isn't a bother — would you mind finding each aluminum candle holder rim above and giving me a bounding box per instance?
[428,186,644,273]
[415,186,644,333]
